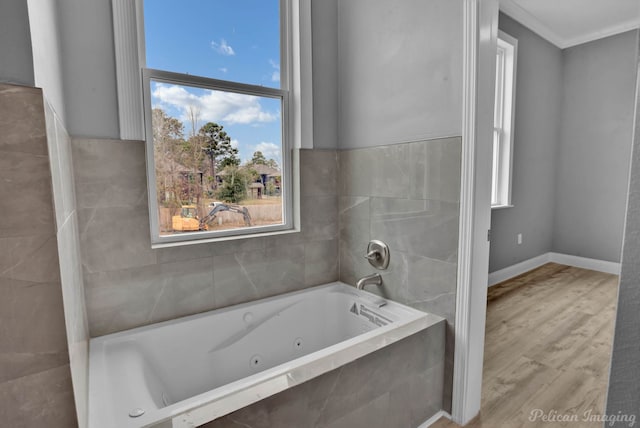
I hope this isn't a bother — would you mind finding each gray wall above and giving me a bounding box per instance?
[334,0,464,412]
[489,14,563,272]
[57,0,120,138]
[312,0,338,149]
[28,0,68,127]
[605,31,640,425]
[490,14,638,272]
[0,1,34,86]
[0,84,77,428]
[553,30,637,262]
[54,0,341,146]
[0,2,91,420]
[337,0,463,148]
[23,2,91,425]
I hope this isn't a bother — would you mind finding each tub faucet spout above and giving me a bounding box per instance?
[356,273,382,290]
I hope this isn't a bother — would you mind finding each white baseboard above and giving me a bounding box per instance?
[548,252,621,275]
[418,410,450,428]
[488,252,621,287]
[488,253,550,286]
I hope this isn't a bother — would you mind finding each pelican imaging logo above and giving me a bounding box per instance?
[529,409,636,426]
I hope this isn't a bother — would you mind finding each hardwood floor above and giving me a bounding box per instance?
[432,263,619,428]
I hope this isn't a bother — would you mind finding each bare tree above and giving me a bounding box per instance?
[152,108,184,207]
[183,105,205,205]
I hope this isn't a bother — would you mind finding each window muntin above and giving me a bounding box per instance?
[141,0,293,244]
[491,31,517,208]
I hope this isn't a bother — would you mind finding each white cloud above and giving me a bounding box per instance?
[230,139,239,149]
[255,142,281,161]
[211,39,235,56]
[152,83,278,126]
[219,67,228,73]
[269,59,280,83]
[224,106,277,124]
[239,141,282,166]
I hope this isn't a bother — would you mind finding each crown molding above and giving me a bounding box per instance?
[499,0,564,47]
[561,19,640,49]
[499,0,640,50]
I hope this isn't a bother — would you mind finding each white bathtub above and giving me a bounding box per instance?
[88,282,442,428]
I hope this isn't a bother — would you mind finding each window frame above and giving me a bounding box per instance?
[491,30,518,209]
[112,0,310,247]
[143,69,293,245]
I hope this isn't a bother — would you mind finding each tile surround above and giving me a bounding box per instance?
[0,364,77,428]
[0,150,56,237]
[202,322,445,428]
[338,138,461,319]
[44,98,89,428]
[0,85,49,156]
[85,257,216,336]
[338,137,461,413]
[304,239,340,286]
[71,135,460,423]
[73,141,340,336]
[0,278,68,383]
[0,83,81,427]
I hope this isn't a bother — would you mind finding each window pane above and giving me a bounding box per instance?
[144,0,281,88]
[491,129,500,205]
[494,48,505,129]
[149,80,284,237]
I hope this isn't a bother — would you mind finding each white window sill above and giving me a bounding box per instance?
[151,228,300,249]
[491,204,514,211]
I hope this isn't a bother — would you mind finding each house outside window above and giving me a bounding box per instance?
[492,30,518,208]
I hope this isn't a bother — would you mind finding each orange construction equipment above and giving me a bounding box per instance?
[171,205,201,231]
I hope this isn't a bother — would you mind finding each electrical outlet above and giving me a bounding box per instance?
[517,233,523,245]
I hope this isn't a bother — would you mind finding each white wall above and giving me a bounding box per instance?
[337,0,463,149]
[0,1,34,86]
[27,0,67,126]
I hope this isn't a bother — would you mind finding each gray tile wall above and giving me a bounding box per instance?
[72,141,339,336]
[43,98,90,428]
[72,137,456,425]
[0,83,78,427]
[338,137,461,412]
[202,320,445,428]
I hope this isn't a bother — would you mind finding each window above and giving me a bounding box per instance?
[491,31,517,208]
[129,0,300,245]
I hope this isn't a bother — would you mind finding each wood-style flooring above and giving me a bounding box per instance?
[432,263,619,428]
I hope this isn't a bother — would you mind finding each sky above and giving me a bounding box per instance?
[144,0,283,166]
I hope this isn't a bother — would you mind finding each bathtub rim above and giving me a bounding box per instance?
[88,281,445,428]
